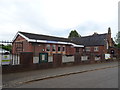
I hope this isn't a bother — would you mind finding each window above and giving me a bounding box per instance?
[52,45,56,51]
[94,47,99,51]
[58,45,61,52]
[85,47,90,51]
[62,46,65,51]
[46,45,50,51]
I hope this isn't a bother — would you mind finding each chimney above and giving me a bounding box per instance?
[107,27,112,47]
[93,32,98,36]
[108,27,111,34]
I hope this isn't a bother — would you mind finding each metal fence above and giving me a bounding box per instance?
[1,53,20,65]
[1,52,118,66]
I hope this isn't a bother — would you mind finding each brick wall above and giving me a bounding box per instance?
[66,45,75,55]
[84,46,106,55]
[12,35,26,54]
[12,34,79,56]
[2,63,53,74]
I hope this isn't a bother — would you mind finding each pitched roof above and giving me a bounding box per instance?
[19,31,71,43]
[13,31,84,47]
[71,33,107,46]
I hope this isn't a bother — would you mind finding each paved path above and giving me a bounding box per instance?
[2,61,118,88]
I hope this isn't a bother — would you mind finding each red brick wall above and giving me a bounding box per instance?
[79,48,83,55]
[32,43,46,55]
[12,35,26,54]
[22,41,33,52]
[84,46,107,54]
[44,44,73,56]
[14,35,25,41]
[107,31,112,47]
[12,35,46,54]
[12,35,83,55]
[66,45,75,55]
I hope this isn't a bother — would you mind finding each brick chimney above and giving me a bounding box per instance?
[93,32,98,36]
[108,27,111,34]
[107,27,112,47]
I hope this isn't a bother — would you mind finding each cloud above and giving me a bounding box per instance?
[0,0,52,39]
[0,0,119,41]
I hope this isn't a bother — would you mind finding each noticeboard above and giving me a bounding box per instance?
[105,54,111,60]
[81,56,88,61]
[2,55,11,65]
[39,53,48,63]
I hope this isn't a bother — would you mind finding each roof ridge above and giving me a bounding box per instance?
[71,33,108,46]
[19,31,69,40]
[81,33,107,38]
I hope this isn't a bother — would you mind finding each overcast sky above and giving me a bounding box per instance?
[0,0,119,41]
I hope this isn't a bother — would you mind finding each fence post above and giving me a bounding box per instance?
[90,53,95,63]
[101,54,105,62]
[74,47,82,64]
[74,53,81,64]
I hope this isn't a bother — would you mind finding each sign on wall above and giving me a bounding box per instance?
[39,53,48,63]
[81,56,88,61]
[95,57,100,61]
[33,57,39,64]
[105,54,111,60]
[2,55,11,65]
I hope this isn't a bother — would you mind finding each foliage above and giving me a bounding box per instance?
[0,44,2,48]
[68,30,81,38]
[114,31,120,48]
[117,43,120,48]
[114,31,120,44]
[115,43,120,48]
[2,44,12,52]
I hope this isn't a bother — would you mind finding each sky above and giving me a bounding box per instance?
[0,0,119,41]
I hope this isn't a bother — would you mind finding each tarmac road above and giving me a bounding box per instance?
[18,66,118,88]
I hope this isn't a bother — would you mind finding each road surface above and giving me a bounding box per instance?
[18,66,118,88]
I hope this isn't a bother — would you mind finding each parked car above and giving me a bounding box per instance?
[0,48,10,54]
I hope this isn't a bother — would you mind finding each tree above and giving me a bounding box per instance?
[68,30,81,38]
[2,44,12,52]
[114,31,120,48]
[115,31,120,43]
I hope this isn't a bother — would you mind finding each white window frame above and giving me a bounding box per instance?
[52,45,56,52]
[94,47,99,52]
[62,46,65,52]
[58,45,61,52]
[46,44,50,52]
[85,47,90,52]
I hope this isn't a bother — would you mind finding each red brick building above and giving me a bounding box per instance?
[12,31,84,56]
[12,27,116,60]
[71,28,116,58]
